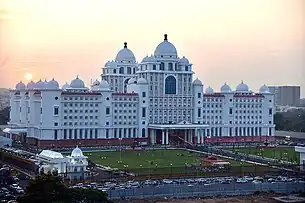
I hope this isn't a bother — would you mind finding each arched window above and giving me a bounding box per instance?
[124,78,130,93]
[168,63,173,71]
[165,76,176,94]
[141,128,145,138]
[119,67,124,74]
[160,62,165,70]
[113,69,116,74]
[185,66,188,71]
[133,68,136,74]
[127,67,131,74]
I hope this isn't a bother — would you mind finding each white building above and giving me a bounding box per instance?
[4,34,275,148]
[37,146,88,180]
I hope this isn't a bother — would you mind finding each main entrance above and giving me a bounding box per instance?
[148,122,208,146]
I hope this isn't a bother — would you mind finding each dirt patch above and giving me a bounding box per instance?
[114,193,281,203]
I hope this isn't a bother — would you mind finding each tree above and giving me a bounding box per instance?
[17,172,113,203]
[0,106,9,125]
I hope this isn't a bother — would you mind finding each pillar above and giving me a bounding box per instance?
[166,129,169,145]
[150,129,154,144]
[197,129,200,144]
[184,130,187,142]
[162,130,165,145]
[201,129,204,144]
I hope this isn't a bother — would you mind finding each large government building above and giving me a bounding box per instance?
[3,34,275,148]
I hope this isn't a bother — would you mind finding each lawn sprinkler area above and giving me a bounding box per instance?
[230,146,299,163]
[85,149,272,178]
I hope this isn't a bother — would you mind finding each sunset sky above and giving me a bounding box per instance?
[0,0,304,96]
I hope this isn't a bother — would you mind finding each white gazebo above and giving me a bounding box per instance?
[37,146,88,180]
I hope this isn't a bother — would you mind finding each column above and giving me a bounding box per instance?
[184,130,187,142]
[150,129,154,144]
[188,129,192,144]
[165,129,169,145]
[201,129,204,144]
[153,130,156,144]
[162,130,165,145]
[197,129,200,144]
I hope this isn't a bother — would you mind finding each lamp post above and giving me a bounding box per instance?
[170,163,173,176]
[119,138,122,163]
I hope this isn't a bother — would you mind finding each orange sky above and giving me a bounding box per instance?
[0,0,304,96]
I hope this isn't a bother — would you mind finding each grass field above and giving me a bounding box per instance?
[84,149,275,177]
[231,147,299,163]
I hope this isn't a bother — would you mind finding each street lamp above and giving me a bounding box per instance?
[170,163,173,176]
[119,138,122,163]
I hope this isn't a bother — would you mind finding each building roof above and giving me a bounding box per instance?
[39,150,64,159]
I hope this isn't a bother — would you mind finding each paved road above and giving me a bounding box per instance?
[107,182,305,199]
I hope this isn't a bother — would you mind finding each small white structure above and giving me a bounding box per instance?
[295,146,305,171]
[37,146,88,180]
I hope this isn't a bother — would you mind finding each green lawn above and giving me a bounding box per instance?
[231,147,299,163]
[84,149,273,177]
[85,149,200,169]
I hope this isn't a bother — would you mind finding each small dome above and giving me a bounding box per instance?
[104,61,111,67]
[141,56,149,63]
[220,83,232,93]
[108,60,117,69]
[62,82,70,90]
[137,78,148,84]
[193,78,202,86]
[236,81,249,92]
[35,79,44,89]
[92,79,100,86]
[146,55,158,63]
[48,78,59,89]
[179,56,189,64]
[70,76,85,89]
[26,81,36,89]
[128,78,137,84]
[99,80,110,90]
[205,86,214,94]
[154,34,178,57]
[259,84,270,93]
[71,146,84,157]
[115,42,136,63]
[15,81,26,90]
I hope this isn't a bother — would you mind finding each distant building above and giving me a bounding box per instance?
[267,86,300,107]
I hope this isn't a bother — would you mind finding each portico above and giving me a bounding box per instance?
[149,122,208,146]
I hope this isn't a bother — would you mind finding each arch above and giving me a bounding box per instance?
[141,128,146,138]
[168,63,173,71]
[127,67,131,74]
[165,75,176,94]
[124,78,130,93]
[160,62,165,70]
[119,67,124,74]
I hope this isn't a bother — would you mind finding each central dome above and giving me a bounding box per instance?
[154,34,177,58]
[115,42,136,63]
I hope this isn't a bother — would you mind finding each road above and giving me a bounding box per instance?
[107,182,305,199]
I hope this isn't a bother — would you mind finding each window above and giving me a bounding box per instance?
[113,69,116,74]
[54,106,59,115]
[197,108,201,117]
[153,65,156,70]
[168,63,173,71]
[54,122,58,126]
[54,130,58,140]
[141,128,145,138]
[269,108,272,115]
[198,93,201,98]
[229,108,233,115]
[127,67,131,74]
[63,129,67,139]
[185,66,188,71]
[142,107,146,117]
[142,92,146,97]
[106,107,110,115]
[106,129,109,138]
[165,76,176,94]
[119,67,124,74]
[160,62,165,70]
